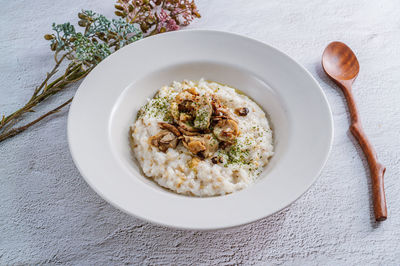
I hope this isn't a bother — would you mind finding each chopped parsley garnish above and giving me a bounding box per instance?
[194,106,210,129]
[138,96,173,122]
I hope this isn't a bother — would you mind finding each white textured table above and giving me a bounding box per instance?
[1,0,400,264]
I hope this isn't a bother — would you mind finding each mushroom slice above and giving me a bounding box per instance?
[158,132,174,142]
[178,121,199,133]
[182,134,218,158]
[182,136,206,155]
[212,115,228,122]
[214,107,235,120]
[213,119,240,143]
[175,89,197,105]
[149,130,178,152]
[203,134,219,156]
[158,122,181,136]
[177,125,199,136]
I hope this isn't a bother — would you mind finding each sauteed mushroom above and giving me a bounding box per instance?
[235,107,249,116]
[182,134,218,158]
[213,119,240,143]
[158,122,181,136]
[149,130,179,152]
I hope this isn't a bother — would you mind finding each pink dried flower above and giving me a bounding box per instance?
[115,0,200,35]
[167,0,200,26]
[157,9,180,32]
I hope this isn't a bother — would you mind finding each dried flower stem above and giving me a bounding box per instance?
[0,68,89,143]
[0,98,73,142]
[0,59,83,129]
[1,56,63,131]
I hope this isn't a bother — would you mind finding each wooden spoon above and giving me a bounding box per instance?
[322,41,387,221]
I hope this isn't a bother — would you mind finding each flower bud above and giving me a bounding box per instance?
[78,13,87,20]
[107,33,115,40]
[115,11,125,17]
[44,34,54,40]
[78,20,87,27]
[115,5,124,11]
[96,32,105,38]
[140,23,149,32]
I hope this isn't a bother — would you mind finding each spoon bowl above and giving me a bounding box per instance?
[322,41,360,82]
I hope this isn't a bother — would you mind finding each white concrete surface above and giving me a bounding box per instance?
[1,0,399,264]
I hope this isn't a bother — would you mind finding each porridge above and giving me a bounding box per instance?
[130,79,274,197]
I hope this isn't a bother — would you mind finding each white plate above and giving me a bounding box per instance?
[68,30,333,230]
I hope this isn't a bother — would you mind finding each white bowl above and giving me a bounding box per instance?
[68,30,333,230]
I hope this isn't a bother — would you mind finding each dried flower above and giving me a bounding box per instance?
[0,2,199,143]
[115,0,200,35]
[157,9,179,32]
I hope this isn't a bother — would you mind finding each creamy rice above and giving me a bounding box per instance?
[130,79,273,197]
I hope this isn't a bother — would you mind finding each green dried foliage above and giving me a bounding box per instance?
[0,10,143,142]
[48,10,142,65]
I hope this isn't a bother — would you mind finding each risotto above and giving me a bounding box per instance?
[130,79,274,197]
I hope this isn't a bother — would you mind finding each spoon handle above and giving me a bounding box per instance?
[340,82,387,221]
